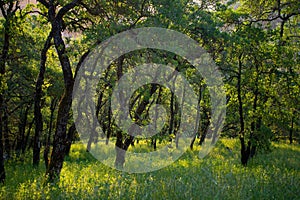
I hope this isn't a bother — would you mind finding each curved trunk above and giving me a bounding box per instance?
[33,32,52,166]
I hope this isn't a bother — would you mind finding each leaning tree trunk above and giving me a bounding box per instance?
[47,27,74,182]
[47,87,73,181]
[114,56,161,168]
[33,31,52,166]
[42,0,81,182]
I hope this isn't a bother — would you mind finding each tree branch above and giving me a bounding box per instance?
[56,0,81,19]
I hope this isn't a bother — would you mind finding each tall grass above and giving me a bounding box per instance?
[0,139,299,199]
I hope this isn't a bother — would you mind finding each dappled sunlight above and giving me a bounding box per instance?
[1,140,299,199]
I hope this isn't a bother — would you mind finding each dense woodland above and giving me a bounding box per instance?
[0,0,299,186]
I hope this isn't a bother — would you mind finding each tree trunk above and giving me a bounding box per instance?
[237,54,250,166]
[23,118,34,154]
[47,89,73,181]
[190,84,202,150]
[115,133,134,169]
[44,0,81,182]
[44,98,57,169]
[46,16,72,182]
[86,84,105,150]
[289,113,294,144]
[65,123,76,156]
[175,80,187,149]
[3,107,10,159]
[0,0,18,183]
[249,60,261,158]
[106,103,112,145]
[0,95,5,184]
[16,104,31,157]
[114,56,141,168]
[169,92,175,136]
[152,138,157,150]
[33,32,52,166]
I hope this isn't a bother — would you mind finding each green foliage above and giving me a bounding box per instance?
[0,0,299,191]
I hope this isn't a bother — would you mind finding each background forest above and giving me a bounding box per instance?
[0,0,299,199]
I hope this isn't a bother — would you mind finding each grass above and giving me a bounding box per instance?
[0,139,299,199]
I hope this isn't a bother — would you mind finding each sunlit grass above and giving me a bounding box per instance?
[0,139,299,199]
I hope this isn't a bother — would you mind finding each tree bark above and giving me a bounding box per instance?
[44,0,81,182]
[3,107,10,159]
[23,118,34,154]
[289,113,294,144]
[0,0,19,183]
[33,31,52,166]
[65,123,76,156]
[190,84,202,150]
[237,53,250,166]
[44,98,57,169]
[16,104,31,157]
[0,96,5,184]
[249,63,260,158]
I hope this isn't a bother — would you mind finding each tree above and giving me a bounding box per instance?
[36,0,82,181]
[33,29,52,166]
[0,0,20,184]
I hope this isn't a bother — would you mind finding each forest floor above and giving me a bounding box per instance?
[0,139,299,199]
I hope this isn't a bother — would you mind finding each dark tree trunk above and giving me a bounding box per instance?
[237,54,250,166]
[0,96,5,184]
[289,113,294,144]
[33,32,52,166]
[45,0,81,182]
[169,92,175,136]
[46,33,74,182]
[3,107,10,159]
[47,88,73,181]
[114,56,141,169]
[175,81,187,149]
[23,118,34,154]
[152,138,157,150]
[106,103,112,145]
[115,132,134,169]
[115,56,126,168]
[44,98,57,169]
[249,60,261,159]
[134,84,159,121]
[190,84,202,150]
[240,137,250,166]
[0,8,9,183]
[16,104,31,157]
[0,0,19,183]
[86,105,99,152]
[115,131,125,168]
[65,123,76,156]
[199,133,205,146]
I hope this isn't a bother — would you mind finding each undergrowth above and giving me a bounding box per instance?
[0,139,299,199]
